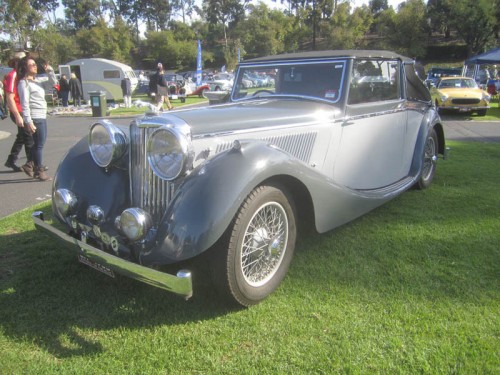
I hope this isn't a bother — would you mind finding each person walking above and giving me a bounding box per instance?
[59,74,71,107]
[69,73,83,107]
[121,76,132,108]
[155,63,174,111]
[17,57,56,181]
[3,51,34,172]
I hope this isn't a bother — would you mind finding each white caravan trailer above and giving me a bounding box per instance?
[60,58,138,101]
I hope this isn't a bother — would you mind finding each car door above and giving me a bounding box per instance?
[333,59,407,190]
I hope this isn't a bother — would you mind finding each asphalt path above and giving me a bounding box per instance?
[0,115,133,219]
[0,114,499,219]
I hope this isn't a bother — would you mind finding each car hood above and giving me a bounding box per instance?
[437,88,485,98]
[171,99,342,136]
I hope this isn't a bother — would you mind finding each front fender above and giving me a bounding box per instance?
[53,137,129,229]
[140,141,308,264]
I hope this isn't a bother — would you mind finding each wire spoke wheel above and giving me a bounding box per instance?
[211,184,296,306]
[241,202,288,287]
[415,127,438,190]
[422,132,437,181]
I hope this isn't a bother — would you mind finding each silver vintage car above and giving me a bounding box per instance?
[33,50,446,306]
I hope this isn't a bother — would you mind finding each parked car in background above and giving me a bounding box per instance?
[33,50,446,307]
[183,78,211,98]
[431,76,490,116]
[208,73,234,91]
[425,67,462,88]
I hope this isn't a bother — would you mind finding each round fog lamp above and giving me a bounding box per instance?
[118,208,152,241]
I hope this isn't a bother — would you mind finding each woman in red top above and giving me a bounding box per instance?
[3,52,34,173]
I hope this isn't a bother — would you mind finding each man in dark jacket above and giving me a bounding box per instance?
[59,74,71,107]
[121,76,132,108]
[69,73,83,106]
[154,63,173,111]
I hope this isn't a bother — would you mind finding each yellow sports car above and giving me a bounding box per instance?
[432,76,490,116]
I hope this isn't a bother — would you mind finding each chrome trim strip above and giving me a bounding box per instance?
[32,211,193,299]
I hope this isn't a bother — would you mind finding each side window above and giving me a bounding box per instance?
[103,70,120,79]
[348,59,400,104]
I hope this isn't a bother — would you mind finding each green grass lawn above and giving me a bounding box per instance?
[0,140,499,374]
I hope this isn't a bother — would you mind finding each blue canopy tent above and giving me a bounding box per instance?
[463,47,500,84]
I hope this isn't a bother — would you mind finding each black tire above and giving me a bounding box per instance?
[415,127,438,190]
[477,109,487,116]
[200,88,208,98]
[211,184,297,306]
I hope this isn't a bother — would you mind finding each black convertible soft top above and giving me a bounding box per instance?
[243,50,413,64]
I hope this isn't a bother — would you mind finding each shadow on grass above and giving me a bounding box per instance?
[0,142,498,359]
[0,219,239,358]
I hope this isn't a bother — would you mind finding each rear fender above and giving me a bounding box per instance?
[409,109,445,177]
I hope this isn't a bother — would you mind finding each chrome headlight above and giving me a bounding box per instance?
[89,122,127,167]
[54,189,78,217]
[147,127,191,181]
[439,94,448,102]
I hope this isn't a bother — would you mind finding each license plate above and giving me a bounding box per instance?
[78,254,115,278]
[171,95,178,99]
[459,108,471,112]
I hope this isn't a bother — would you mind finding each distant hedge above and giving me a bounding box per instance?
[425,44,468,61]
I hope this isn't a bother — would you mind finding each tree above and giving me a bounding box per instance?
[427,0,451,37]
[62,0,104,30]
[369,0,388,14]
[31,0,60,23]
[378,0,429,58]
[31,24,79,65]
[235,3,297,58]
[448,0,496,56]
[74,17,134,63]
[1,0,44,49]
[171,0,196,24]
[321,2,372,50]
[202,0,247,47]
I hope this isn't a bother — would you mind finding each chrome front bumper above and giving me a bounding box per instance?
[32,211,193,299]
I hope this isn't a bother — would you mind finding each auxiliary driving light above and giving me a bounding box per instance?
[116,208,152,241]
[54,189,78,217]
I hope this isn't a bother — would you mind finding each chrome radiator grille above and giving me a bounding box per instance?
[129,122,175,222]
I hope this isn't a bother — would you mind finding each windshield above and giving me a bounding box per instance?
[438,78,478,89]
[232,60,347,103]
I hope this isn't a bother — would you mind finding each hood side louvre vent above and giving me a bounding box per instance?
[215,132,317,164]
